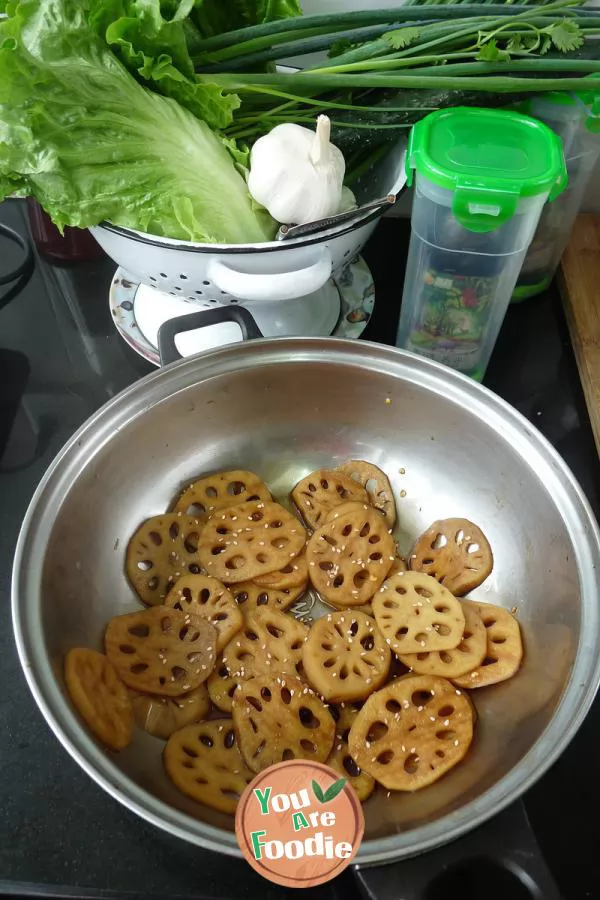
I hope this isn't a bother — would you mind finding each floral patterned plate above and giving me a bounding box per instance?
[109,256,375,366]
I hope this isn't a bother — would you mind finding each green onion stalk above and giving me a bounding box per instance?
[190,0,599,148]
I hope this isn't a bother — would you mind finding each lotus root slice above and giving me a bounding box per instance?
[325,500,377,525]
[327,703,375,802]
[337,460,396,527]
[372,572,465,654]
[254,552,309,590]
[130,684,211,740]
[65,648,133,751]
[233,674,335,773]
[348,674,474,791]
[105,606,217,696]
[164,720,254,814]
[410,518,493,596]
[303,610,391,702]
[165,574,243,652]
[453,601,523,689]
[306,505,395,607]
[198,500,305,584]
[207,656,240,713]
[173,470,271,519]
[397,600,487,679]
[126,514,204,606]
[291,469,369,530]
[229,580,307,614]
[222,607,307,683]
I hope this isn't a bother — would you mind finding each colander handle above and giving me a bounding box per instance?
[207,247,332,302]
[353,803,560,900]
[157,307,262,365]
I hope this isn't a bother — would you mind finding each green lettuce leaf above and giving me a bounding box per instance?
[94,0,301,119]
[89,0,240,130]
[0,0,275,243]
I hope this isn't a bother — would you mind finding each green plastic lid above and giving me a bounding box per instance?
[406,107,567,233]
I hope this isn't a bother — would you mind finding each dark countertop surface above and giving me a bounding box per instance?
[0,198,599,900]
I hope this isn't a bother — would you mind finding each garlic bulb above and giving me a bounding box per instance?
[248,115,346,226]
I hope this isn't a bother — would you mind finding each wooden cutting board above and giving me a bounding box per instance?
[558,214,600,455]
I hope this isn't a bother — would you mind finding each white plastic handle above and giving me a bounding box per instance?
[206,247,333,302]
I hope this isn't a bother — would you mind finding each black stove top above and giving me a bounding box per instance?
[1,198,599,900]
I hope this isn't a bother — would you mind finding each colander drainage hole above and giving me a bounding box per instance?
[179,274,188,280]
[149,275,157,283]
[195,290,203,296]
[159,273,167,278]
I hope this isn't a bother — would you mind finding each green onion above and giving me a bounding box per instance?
[200,71,600,94]
[405,58,600,75]
[191,4,581,56]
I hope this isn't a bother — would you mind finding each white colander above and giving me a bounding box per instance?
[90,141,406,308]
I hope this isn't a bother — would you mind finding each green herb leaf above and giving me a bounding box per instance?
[549,19,584,54]
[323,777,347,803]
[383,26,420,51]
[522,34,540,52]
[539,33,553,55]
[506,34,523,51]
[476,40,510,62]
[312,780,326,803]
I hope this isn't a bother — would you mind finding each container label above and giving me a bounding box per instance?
[406,267,499,374]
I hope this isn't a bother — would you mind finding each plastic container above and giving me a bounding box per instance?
[396,107,566,380]
[512,93,600,301]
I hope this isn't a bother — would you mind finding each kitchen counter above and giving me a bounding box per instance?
[0,198,598,900]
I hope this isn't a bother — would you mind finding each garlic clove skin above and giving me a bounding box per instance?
[339,185,357,214]
[248,115,346,226]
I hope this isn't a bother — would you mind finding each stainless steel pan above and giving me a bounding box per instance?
[12,317,600,888]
